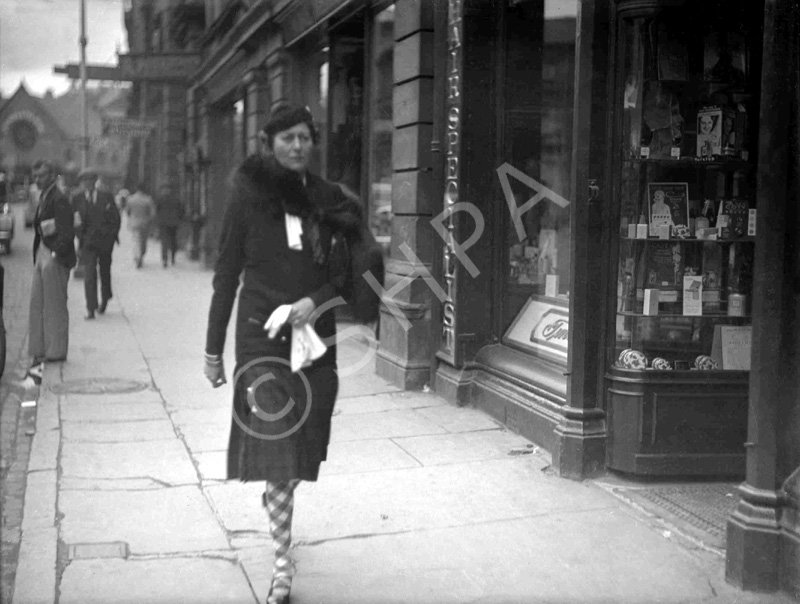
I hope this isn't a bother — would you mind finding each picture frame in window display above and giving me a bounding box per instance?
[647,182,689,233]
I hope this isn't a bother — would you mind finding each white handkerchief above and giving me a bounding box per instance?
[291,324,327,373]
[263,305,292,339]
[285,214,303,250]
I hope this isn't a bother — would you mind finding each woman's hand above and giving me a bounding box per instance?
[204,353,227,388]
[288,297,316,326]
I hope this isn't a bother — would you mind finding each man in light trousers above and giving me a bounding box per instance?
[125,182,156,269]
[27,159,76,382]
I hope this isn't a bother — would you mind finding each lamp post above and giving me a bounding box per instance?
[79,0,89,169]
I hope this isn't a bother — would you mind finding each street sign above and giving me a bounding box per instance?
[117,53,200,81]
[102,117,157,138]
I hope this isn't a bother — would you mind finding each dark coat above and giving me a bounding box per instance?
[73,189,121,252]
[156,196,184,228]
[33,183,76,269]
[206,155,363,482]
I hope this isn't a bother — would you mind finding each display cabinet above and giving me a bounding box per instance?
[605,0,762,476]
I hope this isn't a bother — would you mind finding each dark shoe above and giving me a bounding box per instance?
[98,299,108,314]
[27,363,44,385]
[136,258,143,269]
[85,311,95,320]
[163,259,168,268]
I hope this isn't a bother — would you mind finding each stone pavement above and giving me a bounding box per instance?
[12,231,798,604]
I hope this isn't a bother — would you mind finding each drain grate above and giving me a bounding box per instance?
[51,378,150,395]
[629,483,738,540]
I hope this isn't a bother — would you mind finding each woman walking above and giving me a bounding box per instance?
[204,105,363,604]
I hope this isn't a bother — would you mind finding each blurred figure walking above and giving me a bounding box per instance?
[28,159,76,381]
[125,182,155,268]
[73,169,121,319]
[155,184,184,267]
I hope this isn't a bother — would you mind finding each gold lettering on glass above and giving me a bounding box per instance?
[441,0,463,360]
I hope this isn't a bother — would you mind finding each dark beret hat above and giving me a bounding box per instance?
[261,104,318,144]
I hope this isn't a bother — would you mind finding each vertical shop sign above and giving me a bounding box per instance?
[440,0,463,363]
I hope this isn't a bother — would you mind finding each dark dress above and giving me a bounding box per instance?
[206,156,361,482]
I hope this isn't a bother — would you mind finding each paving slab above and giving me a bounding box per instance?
[61,419,177,442]
[59,400,168,422]
[61,356,152,383]
[33,391,60,431]
[413,403,503,433]
[59,557,254,604]
[330,408,448,442]
[62,390,163,405]
[13,527,57,604]
[20,470,57,531]
[338,371,401,399]
[60,486,230,554]
[60,477,175,491]
[148,358,229,410]
[170,407,231,426]
[194,450,228,481]
[318,438,422,476]
[333,391,445,416]
[292,457,599,543]
[205,482,267,534]
[27,429,60,471]
[236,544,273,604]
[392,429,536,466]
[177,421,229,452]
[60,440,198,484]
[289,508,755,604]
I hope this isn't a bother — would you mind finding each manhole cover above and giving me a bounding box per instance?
[51,378,150,395]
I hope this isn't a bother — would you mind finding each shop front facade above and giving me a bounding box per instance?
[187,0,798,596]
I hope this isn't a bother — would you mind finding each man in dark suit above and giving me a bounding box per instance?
[73,168,121,319]
[28,159,76,377]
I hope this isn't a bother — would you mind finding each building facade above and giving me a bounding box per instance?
[122,0,203,204]
[0,84,130,190]
[184,0,798,597]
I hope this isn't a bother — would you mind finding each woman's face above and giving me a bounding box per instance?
[272,123,313,174]
[699,115,714,135]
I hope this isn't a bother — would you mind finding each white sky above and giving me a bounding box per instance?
[0,0,128,98]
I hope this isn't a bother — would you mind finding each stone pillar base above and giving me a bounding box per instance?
[725,484,782,592]
[375,348,429,391]
[551,407,607,479]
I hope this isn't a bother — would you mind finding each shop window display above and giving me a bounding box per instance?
[500,0,577,339]
[606,0,762,477]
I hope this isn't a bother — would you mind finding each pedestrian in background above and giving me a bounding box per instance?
[115,186,130,212]
[125,182,155,269]
[203,105,364,604]
[155,183,184,267]
[73,168,121,319]
[27,159,76,382]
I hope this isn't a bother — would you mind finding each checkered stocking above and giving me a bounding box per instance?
[265,479,300,603]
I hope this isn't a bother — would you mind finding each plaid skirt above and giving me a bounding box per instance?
[227,359,338,482]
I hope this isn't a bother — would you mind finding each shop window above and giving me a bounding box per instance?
[326,6,394,248]
[501,0,578,335]
[367,5,394,253]
[328,15,365,195]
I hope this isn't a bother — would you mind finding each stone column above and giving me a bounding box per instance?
[375,0,437,390]
[726,0,800,593]
[244,68,270,154]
